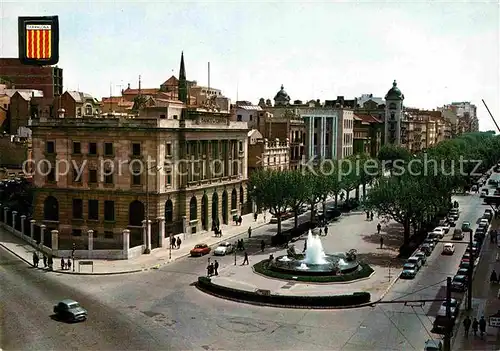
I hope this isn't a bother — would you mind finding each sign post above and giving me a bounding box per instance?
[489,311,500,327]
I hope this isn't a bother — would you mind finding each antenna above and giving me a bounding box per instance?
[208,62,210,89]
[482,99,500,133]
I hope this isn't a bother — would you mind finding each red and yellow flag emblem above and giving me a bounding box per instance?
[25,24,52,60]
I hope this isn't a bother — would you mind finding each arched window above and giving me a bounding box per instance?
[85,104,93,116]
[129,200,145,226]
[190,196,197,221]
[231,188,237,210]
[165,199,173,223]
[389,102,397,110]
[43,196,59,221]
[239,185,244,204]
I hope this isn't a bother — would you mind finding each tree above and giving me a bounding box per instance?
[306,170,332,222]
[377,144,411,172]
[248,170,293,235]
[287,170,311,228]
[340,158,361,202]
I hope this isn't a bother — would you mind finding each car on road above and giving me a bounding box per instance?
[414,251,427,264]
[427,232,440,243]
[451,275,468,292]
[401,263,418,279]
[424,339,443,351]
[461,221,472,233]
[459,260,471,270]
[479,219,489,229]
[437,305,458,319]
[407,256,423,270]
[438,221,451,233]
[452,229,464,240]
[449,209,459,221]
[190,243,211,257]
[420,243,433,256]
[481,188,489,197]
[457,268,469,277]
[53,299,87,322]
[423,239,435,250]
[432,227,446,239]
[442,243,455,255]
[465,245,477,255]
[213,242,234,256]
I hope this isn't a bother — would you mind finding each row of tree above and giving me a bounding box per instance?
[249,132,500,246]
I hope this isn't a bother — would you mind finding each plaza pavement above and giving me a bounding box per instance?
[205,208,404,303]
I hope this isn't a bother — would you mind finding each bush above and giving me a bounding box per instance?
[196,276,371,308]
[253,260,374,283]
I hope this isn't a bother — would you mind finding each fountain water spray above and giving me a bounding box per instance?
[304,229,328,265]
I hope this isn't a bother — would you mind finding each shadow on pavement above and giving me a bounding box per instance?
[361,223,404,250]
[356,251,404,268]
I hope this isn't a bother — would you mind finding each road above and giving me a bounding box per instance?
[0,189,490,350]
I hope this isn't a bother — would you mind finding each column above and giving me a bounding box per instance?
[40,224,46,246]
[51,229,59,251]
[11,211,17,233]
[309,117,314,158]
[182,215,187,240]
[30,219,36,240]
[3,207,8,224]
[146,219,152,252]
[87,229,94,251]
[122,229,130,252]
[142,220,147,249]
[157,217,165,248]
[320,117,326,158]
[21,215,26,236]
[331,118,336,159]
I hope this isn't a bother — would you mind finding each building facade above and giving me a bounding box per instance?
[384,80,405,145]
[53,91,101,118]
[353,114,383,157]
[247,129,289,174]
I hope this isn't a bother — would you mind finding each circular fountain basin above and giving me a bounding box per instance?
[269,253,360,276]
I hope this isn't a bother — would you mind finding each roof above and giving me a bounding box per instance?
[66,91,95,103]
[237,105,263,111]
[60,299,78,305]
[5,89,44,99]
[122,88,160,95]
[248,129,263,138]
[161,75,178,86]
[358,95,385,107]
[101,96,124,103]
[354,114,382,124]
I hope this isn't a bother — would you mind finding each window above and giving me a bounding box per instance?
[47,164,56,182]
[165,170,172,186]
[72,167,82,183]
[104,231,114,239]
[132,143,141,156]
[314,133,318,146]
[237,114,242,121]
[314,119,318,128]
[173,115,178,120]
[166,143,172,157]
[73,142,81,154]
[85,104,92,116]
[72,229,82,236]
[249,114,253,121]
[88,200,98,220]
[72,199,83,219]
[76,107,82,117]
[160,114,166,119]
[104,201,115,221]
[89,142,97,155]
[105,173,113,184]
[132,167,141,185]
[88,169,97,183]
[104,142,113,156]
[46,141,55,154]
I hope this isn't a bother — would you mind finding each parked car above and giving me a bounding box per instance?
[451,275,468,292]
[442,243,455,255]
[213,242,234,256]
[449,209,459,220]
[407,256,423,270]
[401,263,418,279]
[190,243,211,256]
[479,219,489,228]
[465,246,478,255]
[414,251,427,264]
[461,221,472,233]
[457,268,468,276]
[432,227,446,238]
[483,212,493,222]
[438,221,451,233]
[423,239,436,250]
[427,233,440,243]
[424,339,443,351]
[53,299,87,322]
[452,229,464,240]
[481,189,489,198]
[437,305,458,319]
[420,244,433,256]
[459,260,471,270]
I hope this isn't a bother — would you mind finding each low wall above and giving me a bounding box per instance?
[196,276,371,309]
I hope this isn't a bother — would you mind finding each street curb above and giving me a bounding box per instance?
[11,220,270,276]
[0,242,33,267]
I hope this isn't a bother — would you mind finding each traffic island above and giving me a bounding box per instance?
[195,276,371,309]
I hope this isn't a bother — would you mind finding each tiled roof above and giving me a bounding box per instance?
[101,96,124,103]
[161,76,178,86]
[66,91,95,103]
[238,105,263,111]
[354,114,382,123]
[4,89,44,99]
[122,88,160,95]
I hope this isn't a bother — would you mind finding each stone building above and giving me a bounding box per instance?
[353,114,383,157]
[30,53,249,255]
[53,91,101,118]
[384,80,405,146]
[247,129,289,174]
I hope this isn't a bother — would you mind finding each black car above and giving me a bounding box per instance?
[451,275,468,292]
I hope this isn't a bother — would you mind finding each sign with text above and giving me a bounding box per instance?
[18,16,59,65]
[489,314,500,327]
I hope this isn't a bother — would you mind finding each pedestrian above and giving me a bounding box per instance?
[242,251,249,265]
[171,236,176,249]
[377,223,382,235]
[472,318,479,336]
[240,239,245,251]
[207,263,212,277]
[176,237,182,249]
[43,254,47,268]
[324,226,328,236]
[370,212,374,221]
[60,257,65,270]
[380,236,384,249]
[209,263,214,276]
[261,240,265,252]
[263,212,267,222]
[214,260,219,276]
[219,228,223,237]
[490,269,498,283]
[463,316,471,336]
[47,255,53,271]
[479,316,487,337]
[366,211,370,220]
[248,226,252,238]
[319,228,323,236]
[32,251,39,267]
[254,212,258,222]
[67,258,72,271]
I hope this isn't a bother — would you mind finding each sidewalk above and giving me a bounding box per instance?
[453,221,500,350]
[0,210,269,275]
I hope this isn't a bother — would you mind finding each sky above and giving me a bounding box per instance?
[1,0,499,131]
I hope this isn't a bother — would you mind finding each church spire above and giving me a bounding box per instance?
[178,51,188,104]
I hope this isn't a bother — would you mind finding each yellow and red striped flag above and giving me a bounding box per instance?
[25,24,52,60]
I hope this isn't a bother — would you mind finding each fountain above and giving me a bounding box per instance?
[269,230,360,276]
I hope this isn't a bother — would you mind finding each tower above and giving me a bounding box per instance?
[178,51,188,104]
[384,80,404,145]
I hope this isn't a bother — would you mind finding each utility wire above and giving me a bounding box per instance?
[411,306,436,342]
[388,278,447,302]
[378,305,417,350]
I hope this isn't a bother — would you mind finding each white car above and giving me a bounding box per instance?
[437,223,451,233]
[432,227,445,239]
[213,242,234,256]
[407,256,422,270]
[442,243,455,255]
